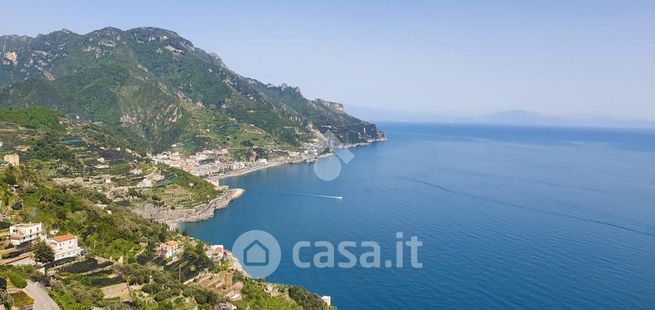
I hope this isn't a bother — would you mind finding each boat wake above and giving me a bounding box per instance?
[278,191,344,200]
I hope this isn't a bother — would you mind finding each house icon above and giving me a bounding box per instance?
[243,240,269,266]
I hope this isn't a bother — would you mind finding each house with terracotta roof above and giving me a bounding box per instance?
[158,240,180,259]
[47,234,82,261]
[206,244,225,261]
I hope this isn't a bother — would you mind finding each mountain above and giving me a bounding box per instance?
[345,104,451,122]
[0,27,384,152]
[0,108,334,309]
[347,104,655,129]
[476,110,555,125]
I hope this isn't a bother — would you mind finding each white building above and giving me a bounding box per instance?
[130,168,143,175]
[321,296,332,306]
[3,154,19,166]
[9,223,45,246]
[137,178,153,188]
[206,244,224,260]
[158,240,180,259]
[230,162,246,170]
[47,234,82,261]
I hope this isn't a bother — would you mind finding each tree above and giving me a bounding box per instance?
[6,271,27,288]
[34,241,55,278]
[0,289,13,309]
[4,165,17,185]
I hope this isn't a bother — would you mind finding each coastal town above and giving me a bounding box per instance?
[0,22,386,308]
[131,129,377,227]
[0,125,355,309]
[150,133,334,181]
[0,119,384,231]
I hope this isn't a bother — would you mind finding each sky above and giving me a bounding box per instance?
[1,0,654,120]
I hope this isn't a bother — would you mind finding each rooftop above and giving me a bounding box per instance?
[52,234,76,242]
[163,240,179,247]
[11,223,41,228]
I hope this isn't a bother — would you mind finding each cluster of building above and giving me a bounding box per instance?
[206,244,226,261]
[155,239,226,263]
[296,135,336,162]
[136,171,164,189]
[151,150,225,178]
[8,223,223,269]
[9,222,82,261]
[157,240,180,259]
[144,127,340,189]
[151,149,270,181]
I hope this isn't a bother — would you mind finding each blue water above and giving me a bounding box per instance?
[182,123,655,309]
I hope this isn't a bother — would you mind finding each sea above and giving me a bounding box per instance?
[181,122,655,309]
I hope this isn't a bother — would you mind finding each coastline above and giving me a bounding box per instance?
[219,160,287,179]
[163,138,385,307]
[151,138,388,229]
[220,138,386,180]
[133,188,245,230]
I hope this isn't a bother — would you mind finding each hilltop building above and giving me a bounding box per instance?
[206,244,225,261]
[158,240,180,259]
[3,154,19,166]
[47,234,82,261]
[321,296,332,306]
[9,223,45,246]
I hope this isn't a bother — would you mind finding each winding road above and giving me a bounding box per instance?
[24,281,60,310]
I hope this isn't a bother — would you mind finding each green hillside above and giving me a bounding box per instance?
[0,27,385,153]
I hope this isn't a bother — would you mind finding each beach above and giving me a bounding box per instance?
[219,160,287,178]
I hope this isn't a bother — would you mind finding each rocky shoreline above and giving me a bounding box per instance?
[134,138,387,230]
[133,188,245,230]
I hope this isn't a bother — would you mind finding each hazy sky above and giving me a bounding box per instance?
[1,0,654,120]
